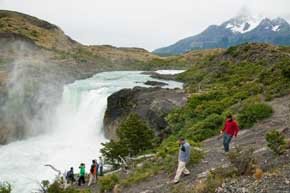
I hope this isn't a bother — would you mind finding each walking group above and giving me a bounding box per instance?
[173,114,239,184]
[65,156,104,186]
[64,114,239,185]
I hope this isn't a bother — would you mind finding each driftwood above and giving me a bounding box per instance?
[44,164,62,177]
[44,164,61,177]
[129,153,156,161]
[105,168,122,176]
[44,164,70,189]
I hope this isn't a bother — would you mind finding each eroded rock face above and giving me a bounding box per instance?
[103,87,187,140]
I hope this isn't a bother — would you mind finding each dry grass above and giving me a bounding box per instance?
[0,11,76,50]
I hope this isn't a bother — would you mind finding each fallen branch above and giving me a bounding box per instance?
[128,153,156,161]
[44,164,61,177]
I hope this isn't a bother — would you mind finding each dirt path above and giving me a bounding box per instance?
[122,95,290,193]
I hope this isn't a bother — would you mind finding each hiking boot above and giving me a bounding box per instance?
[172,180,180,184]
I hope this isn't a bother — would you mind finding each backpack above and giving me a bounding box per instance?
[90,164,95,173]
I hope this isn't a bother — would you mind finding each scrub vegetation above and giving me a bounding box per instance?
[97,43,290,191]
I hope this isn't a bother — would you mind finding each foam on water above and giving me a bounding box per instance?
[0,71,183,193]
[155,70,185,75]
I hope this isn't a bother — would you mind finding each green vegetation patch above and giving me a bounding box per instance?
[99,174,119,193]
[266,130,287,155]
[237,103,273,129]
[0,182,11,193]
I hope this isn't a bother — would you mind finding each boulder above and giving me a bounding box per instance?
[144,81,168,87]
[103,87,187,140]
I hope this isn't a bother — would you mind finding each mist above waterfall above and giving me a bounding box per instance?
[0,70,183,193]
[0,40,82,143]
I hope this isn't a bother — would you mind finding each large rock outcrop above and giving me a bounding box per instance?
[103,87,187,140]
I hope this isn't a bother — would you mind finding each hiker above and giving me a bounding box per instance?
[173,138,191,184]
[220,114,239,152]
[88,160,97,186]
[78,163,86,186]
[66,167,75,184]
[99,156,104,176]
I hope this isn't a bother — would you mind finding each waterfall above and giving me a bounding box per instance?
[0,71,183,193]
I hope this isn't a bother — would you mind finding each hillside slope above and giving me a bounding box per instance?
[122,95,290,193]
[0,10,79,50]
[89,43,290,193]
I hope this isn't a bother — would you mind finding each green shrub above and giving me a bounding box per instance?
[194,172,223,193]
[228,148,256,176]
[101,113,155,167]
[120,164,159,187]
[237,103,273,129]
[186,114,224,142]
[37,180,88,193]
[266,130,287,155]
[188,147,204,166]
[117,113,155,155]
[99,174,119,193]
[280,60,290,78]
[0,182,11,193]
[100,141,128,168]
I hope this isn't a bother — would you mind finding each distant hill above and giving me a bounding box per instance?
[0,10,163,68]
[153,13,290,55]
[0,10,79,51]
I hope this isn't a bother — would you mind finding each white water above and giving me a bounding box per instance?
[0,71,183,193]
[155,70,185,75]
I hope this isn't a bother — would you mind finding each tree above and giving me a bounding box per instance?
[101,113,155,166]
[100,140,128,168]
[117,113,154,155]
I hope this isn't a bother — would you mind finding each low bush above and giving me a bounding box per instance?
[170,184,193,193]
[120,163,159,187]
[237,103,273,129]
[266,130,287,155]
[37,180,89,193]
[194,171,223,193]
[228,148,256,176]
[185,114,224,142]
[192,166,237,193]
[0,182,11,193]
[99,174,119,193]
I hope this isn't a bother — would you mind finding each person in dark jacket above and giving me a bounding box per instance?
[220,115,239,152]
[66,167,75,184]
[173,138,191,184]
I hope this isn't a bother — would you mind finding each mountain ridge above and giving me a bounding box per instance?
[153,14,290,55]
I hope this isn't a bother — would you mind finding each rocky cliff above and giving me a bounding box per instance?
[103,87,187,140]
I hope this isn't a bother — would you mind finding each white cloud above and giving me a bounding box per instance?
[1,0,289,50]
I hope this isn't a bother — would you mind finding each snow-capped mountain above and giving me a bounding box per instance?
[154,14,290,55]
[221,14,264,34]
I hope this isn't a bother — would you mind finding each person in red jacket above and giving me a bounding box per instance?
[220,114,239,152]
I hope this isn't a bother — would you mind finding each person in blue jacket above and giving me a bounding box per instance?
[173,138,191,184]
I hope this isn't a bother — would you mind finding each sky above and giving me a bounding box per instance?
[0,0,290,51]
